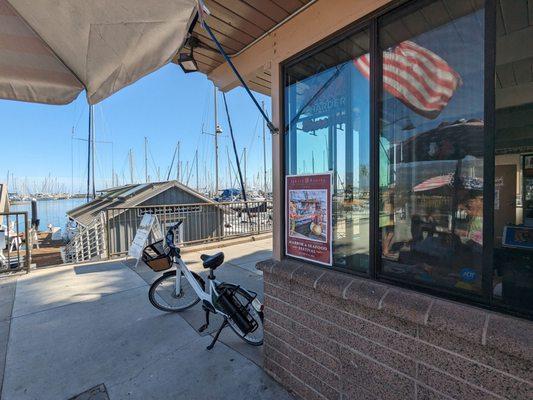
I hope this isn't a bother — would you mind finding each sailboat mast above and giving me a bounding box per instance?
[226,147,232,189]
[144,137,148,183]
[244,147,247,194]
[176,141,181,182]
[129,149,134,184]
[214,85,219,195]
[167,141,178,180]
[111,142,115,188]
[195,149,199,191]
[90,105,96,198]
[71,127,74,194]
[86,106,92,201]
[262,101,267,194]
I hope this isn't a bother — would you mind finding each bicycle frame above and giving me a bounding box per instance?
[159,223,263,350]
[171,255,237,319]
[158,249,264,350]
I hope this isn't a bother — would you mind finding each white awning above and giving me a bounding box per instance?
[0,0,196,105]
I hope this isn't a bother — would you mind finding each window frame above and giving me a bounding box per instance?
[280,0,532,320]
[282,19,374,277]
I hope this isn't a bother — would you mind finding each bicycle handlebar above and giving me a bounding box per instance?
[165,221,183,249]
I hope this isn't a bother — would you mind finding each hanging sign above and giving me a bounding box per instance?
[286,173,332,265]
[128,214,163,263]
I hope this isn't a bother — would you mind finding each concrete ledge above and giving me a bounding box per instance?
[257,258,533,361]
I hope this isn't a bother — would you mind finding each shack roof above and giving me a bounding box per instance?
[67,180,214,227]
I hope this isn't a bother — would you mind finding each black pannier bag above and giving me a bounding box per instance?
[216,286,258,335]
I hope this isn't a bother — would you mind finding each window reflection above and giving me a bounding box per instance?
[285,30,370,272]
[493,0,533,313]
[378,2,485,292]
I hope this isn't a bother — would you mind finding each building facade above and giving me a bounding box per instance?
[204,0,533,399]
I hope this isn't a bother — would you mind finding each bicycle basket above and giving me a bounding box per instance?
[142,240,171,272]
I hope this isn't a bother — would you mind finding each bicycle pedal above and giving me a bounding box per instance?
[198,323,209,333]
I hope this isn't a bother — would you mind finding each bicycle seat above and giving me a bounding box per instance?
[200,252,224,270]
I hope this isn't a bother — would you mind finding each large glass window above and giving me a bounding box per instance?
[492,0,533,313]
[282,0,532,318]
[378,2,485,292]
[285,29,370,273]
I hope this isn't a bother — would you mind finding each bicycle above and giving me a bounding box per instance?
[148,222,264,350]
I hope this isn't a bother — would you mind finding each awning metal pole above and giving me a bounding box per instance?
[200,19,278,135]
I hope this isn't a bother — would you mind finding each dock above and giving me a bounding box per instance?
[31,232,63,267]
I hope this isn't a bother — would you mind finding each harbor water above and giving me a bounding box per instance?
[9,198,86,230]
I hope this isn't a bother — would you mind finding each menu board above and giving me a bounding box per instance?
[286,173,332,265]
[128,214,162,262]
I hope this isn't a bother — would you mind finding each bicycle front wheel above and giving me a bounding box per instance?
[149,270,204,312]
[218,283,264,346]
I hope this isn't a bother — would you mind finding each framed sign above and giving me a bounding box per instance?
[502,225,533,250]
[286,172,333,265]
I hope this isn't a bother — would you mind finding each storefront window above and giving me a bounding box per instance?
[378,2,485,292]
[285,29,370,273]
[282,0,531,318]
[493,0,533,313]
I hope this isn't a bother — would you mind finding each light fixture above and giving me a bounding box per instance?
[177,47,198,73]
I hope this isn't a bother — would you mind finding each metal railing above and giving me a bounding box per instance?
[0,212,30,273]
[61,212,107,264]
[106,201,272,257]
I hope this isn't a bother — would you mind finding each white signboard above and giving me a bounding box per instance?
[128,214,163,263]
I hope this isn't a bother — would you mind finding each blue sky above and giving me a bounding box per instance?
[0,63,271,194]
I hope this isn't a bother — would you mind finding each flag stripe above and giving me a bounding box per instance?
[383,63,453,101]
[353,40,461,119]
[383,74,446,112]
[384,57,456,92]
[413,174,453,192]
[401,41,453,72]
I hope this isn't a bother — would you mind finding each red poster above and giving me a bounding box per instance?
[286,173,332,265]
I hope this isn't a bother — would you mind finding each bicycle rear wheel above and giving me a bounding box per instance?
[217,283,264,346]
[149,270,204,312]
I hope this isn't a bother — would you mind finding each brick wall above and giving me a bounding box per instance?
[257,259,533,400]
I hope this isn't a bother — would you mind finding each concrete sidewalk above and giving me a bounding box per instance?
[0,238,291,400]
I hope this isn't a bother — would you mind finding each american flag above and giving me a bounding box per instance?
[413,174,483,192]
[413,174,454,192]
[354,41,462,119]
